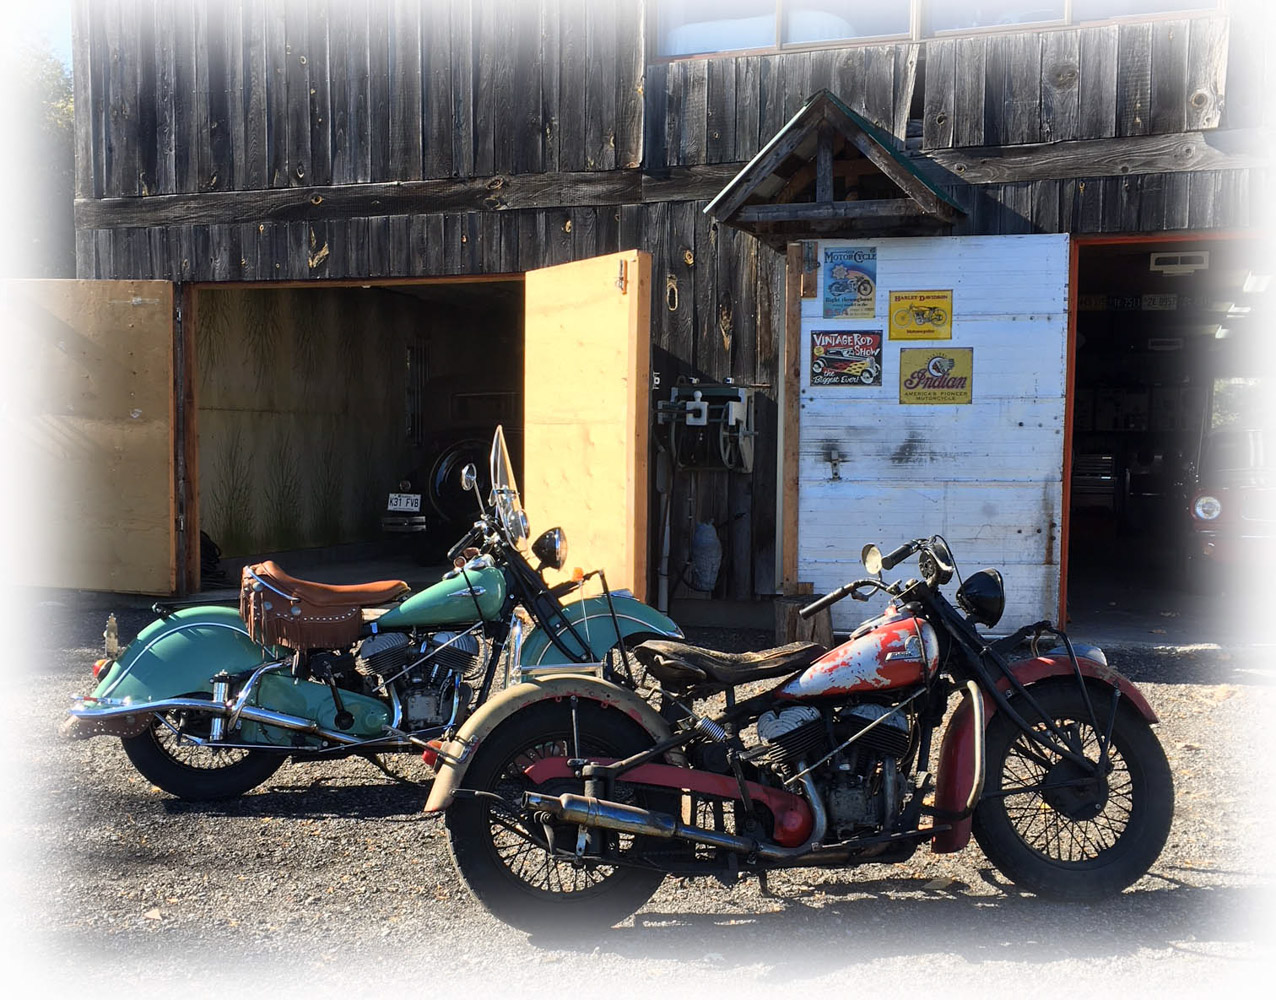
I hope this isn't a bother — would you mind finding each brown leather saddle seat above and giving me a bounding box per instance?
[240,560,411,650]
[247,560,410,606]
[632,638,826,689]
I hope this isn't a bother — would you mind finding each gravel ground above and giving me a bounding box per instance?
[4,594,1274,1000]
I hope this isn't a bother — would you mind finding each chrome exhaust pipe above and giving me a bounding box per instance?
[525,767,828,861]
[68,697,367,746]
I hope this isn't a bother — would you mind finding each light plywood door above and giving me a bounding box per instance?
[4,279,180,594]
[523,251,652,600]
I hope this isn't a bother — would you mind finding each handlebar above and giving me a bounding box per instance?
[879,539,921,571]
[446,522,485,564]
[798,579,893,619]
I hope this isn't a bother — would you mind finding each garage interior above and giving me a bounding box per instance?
[193,279,524,583]
[1066,237,1267,636]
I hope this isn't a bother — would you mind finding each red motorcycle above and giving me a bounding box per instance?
[425,536,1174,931]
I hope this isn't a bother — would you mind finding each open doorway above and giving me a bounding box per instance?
[192,278,524,586]
[1065,236,1268,636]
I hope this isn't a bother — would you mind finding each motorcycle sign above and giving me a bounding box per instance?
[824,247,877,318]
[890,290,953,340]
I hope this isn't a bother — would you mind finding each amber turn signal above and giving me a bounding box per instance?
[91,658,111,680]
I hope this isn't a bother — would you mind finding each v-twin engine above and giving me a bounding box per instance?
[355,630,485,732]
[753,703,913,840]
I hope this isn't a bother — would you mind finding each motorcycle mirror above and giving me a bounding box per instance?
[453,555,467,569]
[460,463,478,493]
[862,544,883,576]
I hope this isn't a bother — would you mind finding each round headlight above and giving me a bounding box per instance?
[532,527,568,570]
[955,568,1005,628]
[1193,495,1222,521]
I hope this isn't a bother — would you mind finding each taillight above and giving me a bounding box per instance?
[421,739,444,769]
[91,658,112,680]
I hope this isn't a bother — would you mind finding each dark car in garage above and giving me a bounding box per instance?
[1184,425,1273,579]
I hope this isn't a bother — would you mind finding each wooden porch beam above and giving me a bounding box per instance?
[735,200,930,222]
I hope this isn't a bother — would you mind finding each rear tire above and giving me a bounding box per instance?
[121,696,284,801]
[446,699,669,933]
[972,681,1173,900]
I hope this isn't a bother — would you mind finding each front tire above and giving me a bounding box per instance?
[972,681,1173,900]
[121,697,284,801]
[446,699,669,933]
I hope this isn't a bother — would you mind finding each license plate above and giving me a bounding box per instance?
[387,493,422,512]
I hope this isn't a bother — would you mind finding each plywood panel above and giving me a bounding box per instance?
[797,236,1069,631]
[523,251,651,600]
[6,279,175,593]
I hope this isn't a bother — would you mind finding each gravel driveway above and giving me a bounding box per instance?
[5,594,1273,999]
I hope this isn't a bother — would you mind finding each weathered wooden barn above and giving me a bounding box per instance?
[34,0,1271,624]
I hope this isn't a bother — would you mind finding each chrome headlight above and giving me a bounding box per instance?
[1193,495,1222,521]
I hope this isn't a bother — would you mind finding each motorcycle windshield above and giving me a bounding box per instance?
[490,425,527,544]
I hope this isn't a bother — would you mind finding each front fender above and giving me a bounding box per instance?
[423,674,676,814]
[87,606,279,706]
[932,655,1158,854]
[520,595,682,667]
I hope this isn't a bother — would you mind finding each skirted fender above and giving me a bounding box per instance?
[518,595,682,668]
[422,674,677,814]
[931,655,1159,854]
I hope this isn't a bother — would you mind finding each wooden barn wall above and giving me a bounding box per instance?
[74,0,643,201]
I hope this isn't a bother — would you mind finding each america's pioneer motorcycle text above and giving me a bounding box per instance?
[63,427,680,800]
[427,536,1174,930]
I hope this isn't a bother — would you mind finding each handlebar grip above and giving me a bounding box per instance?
[879,540,918,571]
[798,583,853,619]
[446,525,481,564]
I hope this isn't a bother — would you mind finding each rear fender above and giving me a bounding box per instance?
[423,674,675,814]
[931,655,1157,854]
[519,595,682,667]
[87,606,280,706]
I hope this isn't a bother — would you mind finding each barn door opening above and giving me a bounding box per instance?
[7,279,185,594]
[523,250,652,600]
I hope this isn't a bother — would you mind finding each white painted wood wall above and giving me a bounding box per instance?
[798,235,1070,632]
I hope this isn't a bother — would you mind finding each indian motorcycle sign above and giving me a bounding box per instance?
[810,330,883,386]
[899,348,973,404]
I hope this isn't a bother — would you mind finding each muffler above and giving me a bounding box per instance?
[525,768,828,861]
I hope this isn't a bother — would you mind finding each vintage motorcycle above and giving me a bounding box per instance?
[425,535,1174,931]
[64,426,681,801]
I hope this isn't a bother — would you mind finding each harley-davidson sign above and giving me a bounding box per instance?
[899,348,973,404]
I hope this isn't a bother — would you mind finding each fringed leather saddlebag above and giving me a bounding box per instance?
[240,560,410,651]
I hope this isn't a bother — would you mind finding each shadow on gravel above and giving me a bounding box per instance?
[528,876,1263,974]
[160,776,434,820]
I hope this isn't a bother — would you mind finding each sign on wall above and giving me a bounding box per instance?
[810,330,882,386]
[823,247,877,318]
[899,347,973,404]
[889,290,952,340]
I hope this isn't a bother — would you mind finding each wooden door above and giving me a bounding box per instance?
[523,251,652,599]
[4,279,182,594]
[796,235,1071,629]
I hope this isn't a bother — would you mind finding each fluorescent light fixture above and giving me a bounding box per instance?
[1215,326,1231,339]
[1227,304,1252,317]
[1243,272,1272,294]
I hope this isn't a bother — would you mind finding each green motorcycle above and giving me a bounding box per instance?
[64,426,680,800]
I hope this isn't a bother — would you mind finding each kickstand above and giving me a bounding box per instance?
[366,754,416,785]
[757,868,771,897]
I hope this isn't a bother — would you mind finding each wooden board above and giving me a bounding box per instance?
[797,236,1069,629]
[523,250,651,600]
[4,279,176,594]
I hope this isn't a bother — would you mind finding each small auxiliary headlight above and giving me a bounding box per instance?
[1193,495,1222,521]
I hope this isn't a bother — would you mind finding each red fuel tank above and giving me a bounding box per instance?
[776,612,940,700]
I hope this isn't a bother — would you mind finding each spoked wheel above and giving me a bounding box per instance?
[121,694,284,801]
[972,681,1173,900]
[446,699,671,933]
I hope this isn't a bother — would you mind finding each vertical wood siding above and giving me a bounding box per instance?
[798,236,1070,629]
